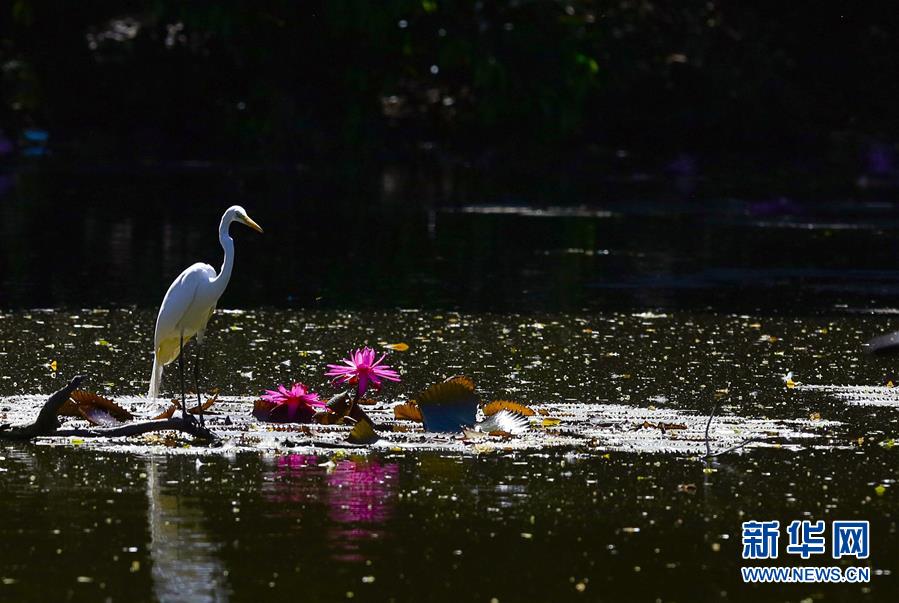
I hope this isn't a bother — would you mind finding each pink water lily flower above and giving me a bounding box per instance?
[260,383,326,423]
[325,347,401,395]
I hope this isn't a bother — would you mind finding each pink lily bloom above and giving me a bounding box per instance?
[260,383,326,423]
[325,347,401,395]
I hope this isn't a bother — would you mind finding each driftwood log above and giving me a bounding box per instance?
[0,376,216,442]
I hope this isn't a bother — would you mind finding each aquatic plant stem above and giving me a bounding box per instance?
[703,400,718,458]
[702,382,758,458]
[344,389,362,421]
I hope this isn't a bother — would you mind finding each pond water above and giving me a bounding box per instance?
[0,444,895,602]
[3,160,899,313]
[1,162,899,601]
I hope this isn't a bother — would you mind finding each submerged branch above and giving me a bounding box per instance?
[55,416,214,440]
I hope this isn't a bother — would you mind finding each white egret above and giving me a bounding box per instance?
[148,205,263,425]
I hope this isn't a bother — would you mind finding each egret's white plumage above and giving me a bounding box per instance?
[148,205,262,399]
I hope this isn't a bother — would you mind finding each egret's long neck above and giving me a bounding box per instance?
[211,216,235,298]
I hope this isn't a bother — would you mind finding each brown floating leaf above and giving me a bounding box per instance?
[60,391,134,423]
[187,393,218,414]
[356,398,377,406]
[381,342,409,352]
[418,381,479,407]
[444,375,475,392]
[152,404,177,420]
[347,419,379,445]
[269,424,312,435]
[483,400,535,417]
[633,421,687,433]
[58,400,81,417]
[658,422,687,431]
[394,403,423,422]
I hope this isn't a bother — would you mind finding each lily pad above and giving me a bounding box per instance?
[393,402,423,422]
[59,390,134,425]
[416,379,479,432]
[483,400,535,417]
[347,419,379,445]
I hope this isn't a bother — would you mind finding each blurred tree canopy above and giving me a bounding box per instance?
[1,1,898,160]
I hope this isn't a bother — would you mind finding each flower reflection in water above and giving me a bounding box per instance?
[327,459,399,561]
[277,454,320,472]
[328,459,398,523]
[265,454,321,506]
[265,454,399,562]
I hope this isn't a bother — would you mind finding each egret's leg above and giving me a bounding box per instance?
[179,334,186,416]
[193,343,204,428]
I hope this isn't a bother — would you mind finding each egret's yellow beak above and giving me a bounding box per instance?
[242,215,264,234]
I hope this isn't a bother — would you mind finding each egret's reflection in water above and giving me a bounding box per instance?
[147,459,230,603]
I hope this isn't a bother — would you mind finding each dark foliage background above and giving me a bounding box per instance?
[2,1,897,162]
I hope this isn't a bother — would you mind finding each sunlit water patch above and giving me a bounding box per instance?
[2,307,896,457]
[0,395,841,456]
[797,384,899,408]
[442,205,616,218]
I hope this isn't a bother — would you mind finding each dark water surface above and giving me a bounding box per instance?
[0,445,896,602]
[2,163,899,601]
[3,161,899,312]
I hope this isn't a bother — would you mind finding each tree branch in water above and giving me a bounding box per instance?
[0,376,215,442]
